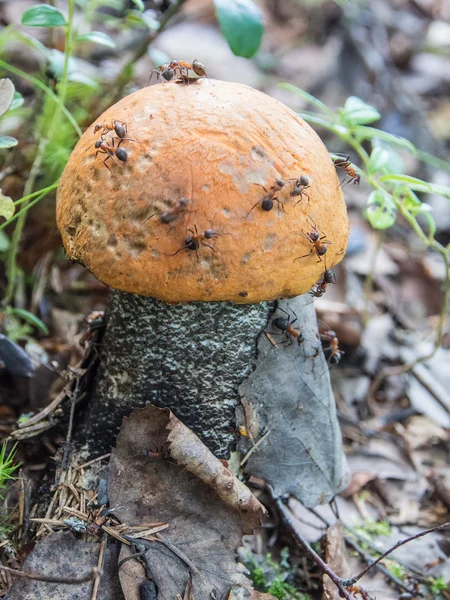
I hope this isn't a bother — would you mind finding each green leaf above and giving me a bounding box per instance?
[353,126,416,153]
[0,78,15,118]
[21,4,67,27]
[0,191,15,220]
[214,0,264,58]
[379,174,450,198]
[76,31,116,48]
[298,112,337,132]
[10,91,24,111]
[402,189,433,216]
[128,10,160,30]
[0,136,18,148]
[131,0,145,10]
[9,308,49,335]
[338,96,381,126]
[279,83,335,116]
[368,147,390,173]
[366,190,397,229]
[0,230,9,251]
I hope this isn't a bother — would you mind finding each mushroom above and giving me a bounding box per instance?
[56,80,349,482]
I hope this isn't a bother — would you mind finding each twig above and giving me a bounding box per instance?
[269,490,354,600]
[240,430,270,467]
[343,521,450,587]
[74,453,111,471]
[0,564,98,584]
[155,534,200,576]
[91,533,107,600]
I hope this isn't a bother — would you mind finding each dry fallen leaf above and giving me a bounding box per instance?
[109,405,265,600]
[322,521,350,600]
[6,530,122,600]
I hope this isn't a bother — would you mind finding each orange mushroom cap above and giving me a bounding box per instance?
[56,80,349,304]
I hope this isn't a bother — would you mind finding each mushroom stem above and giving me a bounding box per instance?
[75,291,273,457]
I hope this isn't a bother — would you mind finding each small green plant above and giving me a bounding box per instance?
[243,547,310,600]
[430,576,448,596]
[354,518,392,541]
[0,443,20,496]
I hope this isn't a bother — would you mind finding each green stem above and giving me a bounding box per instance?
[4,138,48,303]
[13,181,59,206]
[0,60,81,137]
[0,189,51,232]
[57,0,75,111]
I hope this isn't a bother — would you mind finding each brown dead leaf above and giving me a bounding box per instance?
[322,521,350,600]
[341,472,376,498]
[109,405,265,600]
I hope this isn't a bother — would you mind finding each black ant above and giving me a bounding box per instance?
[246,179,286,216]
[159,198,190,224]
[332,153,360,186]
[295,215,332,262]
[310,269,336,298]
[148,63,175,84]
[168,224,221,261]
[270,307,304,346]
[94,139,127,171]
[289,175,310,204]
[320,327,344,365]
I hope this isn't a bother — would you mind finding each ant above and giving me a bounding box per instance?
[168,224,220,261]
[295,215,332,263]
[246,179,286,216]
[159,198,190,224]
[332,153,360,186]
[148,63,175,84]
[270,307,304,346]
[289,175,310,204]
[94,139,127,171]
[168,59,208,80]
[320,327,344,365]
[310,269,336,298]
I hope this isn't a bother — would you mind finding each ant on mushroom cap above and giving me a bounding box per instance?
[246,179,287,216]
[289,175,310,204]
[167,224,220,261]
[295,215,332,263]
[94,139,127,171]
[148,59,208,85]
[310,268,336,298]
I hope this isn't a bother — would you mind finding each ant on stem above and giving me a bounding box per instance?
[332,153,360,186]
[294,216,332,263]
[269,307,304,346]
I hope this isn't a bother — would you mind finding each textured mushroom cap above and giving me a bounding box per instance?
[57,80,349,303]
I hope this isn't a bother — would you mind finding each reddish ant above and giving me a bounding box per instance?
[246,179,286,216]
[148,63,175,84]
[94,120,125,139]
[94,139,127,171]
[332,153,360,186]
[295,215,332,262]
[168,59,208,79]
[270,307,304,346]
[167,224,219,261]
[310,269,336,298]
[320,327,344,365]
[289,175,310,204]
[159,198,190,224]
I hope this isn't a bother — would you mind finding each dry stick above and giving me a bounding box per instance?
[270,491,354,600]
[91,533,107,600]
[342,521,450,587]
[0,564,98,584]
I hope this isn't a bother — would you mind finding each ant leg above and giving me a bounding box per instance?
[246,200,262,217]
[294,248,313,262]
[103,155,112,172]
[274,198,286,214]
[201,242,216,252]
